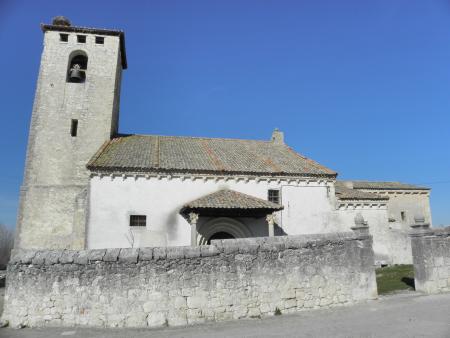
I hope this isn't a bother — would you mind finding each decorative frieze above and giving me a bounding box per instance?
[90,171,335,187]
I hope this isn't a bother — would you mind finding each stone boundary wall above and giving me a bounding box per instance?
[411,226,450,294]
[2,232,377,328]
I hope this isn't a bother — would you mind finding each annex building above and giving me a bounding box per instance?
[16,17,432,265]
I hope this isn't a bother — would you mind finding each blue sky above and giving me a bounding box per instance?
[0,0,449,228]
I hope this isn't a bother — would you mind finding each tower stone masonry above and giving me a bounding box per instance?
[16,17,127,249]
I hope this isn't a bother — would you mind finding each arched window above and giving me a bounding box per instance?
[67,51,88,83]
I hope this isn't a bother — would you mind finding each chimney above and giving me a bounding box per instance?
[271,128,284,145]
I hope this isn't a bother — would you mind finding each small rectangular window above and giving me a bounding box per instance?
[130,215,147,227]
[95,36,104,44]
[70,119,78,137]
[77,35,86,43]
[60,33,68,42]
[401,211,406,221]
[268,189,280,204]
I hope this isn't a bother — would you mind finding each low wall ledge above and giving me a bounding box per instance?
[8,232,371,267]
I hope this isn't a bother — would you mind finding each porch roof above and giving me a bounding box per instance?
[180,189,283,217]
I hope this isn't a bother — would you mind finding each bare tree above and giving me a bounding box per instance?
[124,228,135,248]
[0,224,14,269]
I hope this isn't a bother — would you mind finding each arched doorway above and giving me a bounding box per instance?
[197,217,253,245]
[207,231,235,244]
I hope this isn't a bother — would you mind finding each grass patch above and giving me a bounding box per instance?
[376,264,415,294]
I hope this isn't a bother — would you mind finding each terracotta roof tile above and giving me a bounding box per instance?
[87,134,336,177]
[335,182,388,201]
[183,189,283,210]
[343,181,429,191]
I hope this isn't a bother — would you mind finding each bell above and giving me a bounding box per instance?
[69,64,83,82]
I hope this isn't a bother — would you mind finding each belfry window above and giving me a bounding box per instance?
[59,33,68,42]
[67,52,88,83]
[95,36,104,44]
[77,35,86,43]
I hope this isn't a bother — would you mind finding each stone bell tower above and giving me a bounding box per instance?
[16,17,127,249]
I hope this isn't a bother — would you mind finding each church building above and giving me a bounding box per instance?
[15,17,432,265]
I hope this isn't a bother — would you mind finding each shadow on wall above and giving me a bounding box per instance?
[275,224,287,236]
[401,277,415,289]
[0,224,14,269]
[166,211,180,242]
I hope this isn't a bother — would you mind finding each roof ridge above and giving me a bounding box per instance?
[114,133,273,143]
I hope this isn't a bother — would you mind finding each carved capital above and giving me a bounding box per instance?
[189,212,199,225]
[266,213,275,226]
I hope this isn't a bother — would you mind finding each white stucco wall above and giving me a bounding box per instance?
[336,206,391,264]
[336,202,414,265]
[377,191,432,228]
[87,174,338,249]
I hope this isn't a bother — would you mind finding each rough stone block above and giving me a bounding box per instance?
[88,249,106,262]
[147,312,167,327]
[183,246,201,259]
[167,247,184,260]
[103,248,120,262]
[31,251,46,265]
[60,250,76,264]
[19,250,37,264]
[119,248,139,263]
[153,247,167,260]
[200,245,219,257]
[139,247,153,261]
[187,296,208,309]
[73,250,89,264]
[44,250,62,265]
[125,312,147,327]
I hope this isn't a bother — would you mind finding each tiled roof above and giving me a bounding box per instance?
[335,182,388,201]
[182,189,284,211]
[343,181,430,191]
[88,134,336,177]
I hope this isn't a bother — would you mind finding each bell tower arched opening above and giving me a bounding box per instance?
[67,51,88,83]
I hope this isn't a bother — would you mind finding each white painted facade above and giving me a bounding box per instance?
[87,173,400,265]
[87,174,340,248]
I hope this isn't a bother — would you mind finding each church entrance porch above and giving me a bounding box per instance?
[207,231,234,244]
[180,189,284,246]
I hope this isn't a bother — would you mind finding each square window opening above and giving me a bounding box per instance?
[77,35,86,43]
[95,36,104,44]
[60,33,68,42]
[130,215,147,227]
[70,119,78,137]
[268,189,280,204]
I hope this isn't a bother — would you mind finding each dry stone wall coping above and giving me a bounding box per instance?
[8,232,365,266]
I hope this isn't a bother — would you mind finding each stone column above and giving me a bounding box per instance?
[189,212,199,246]
[266,213,275,237]
[351,213,370,238]
[409,214,436,294]
[351,213,377,298]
